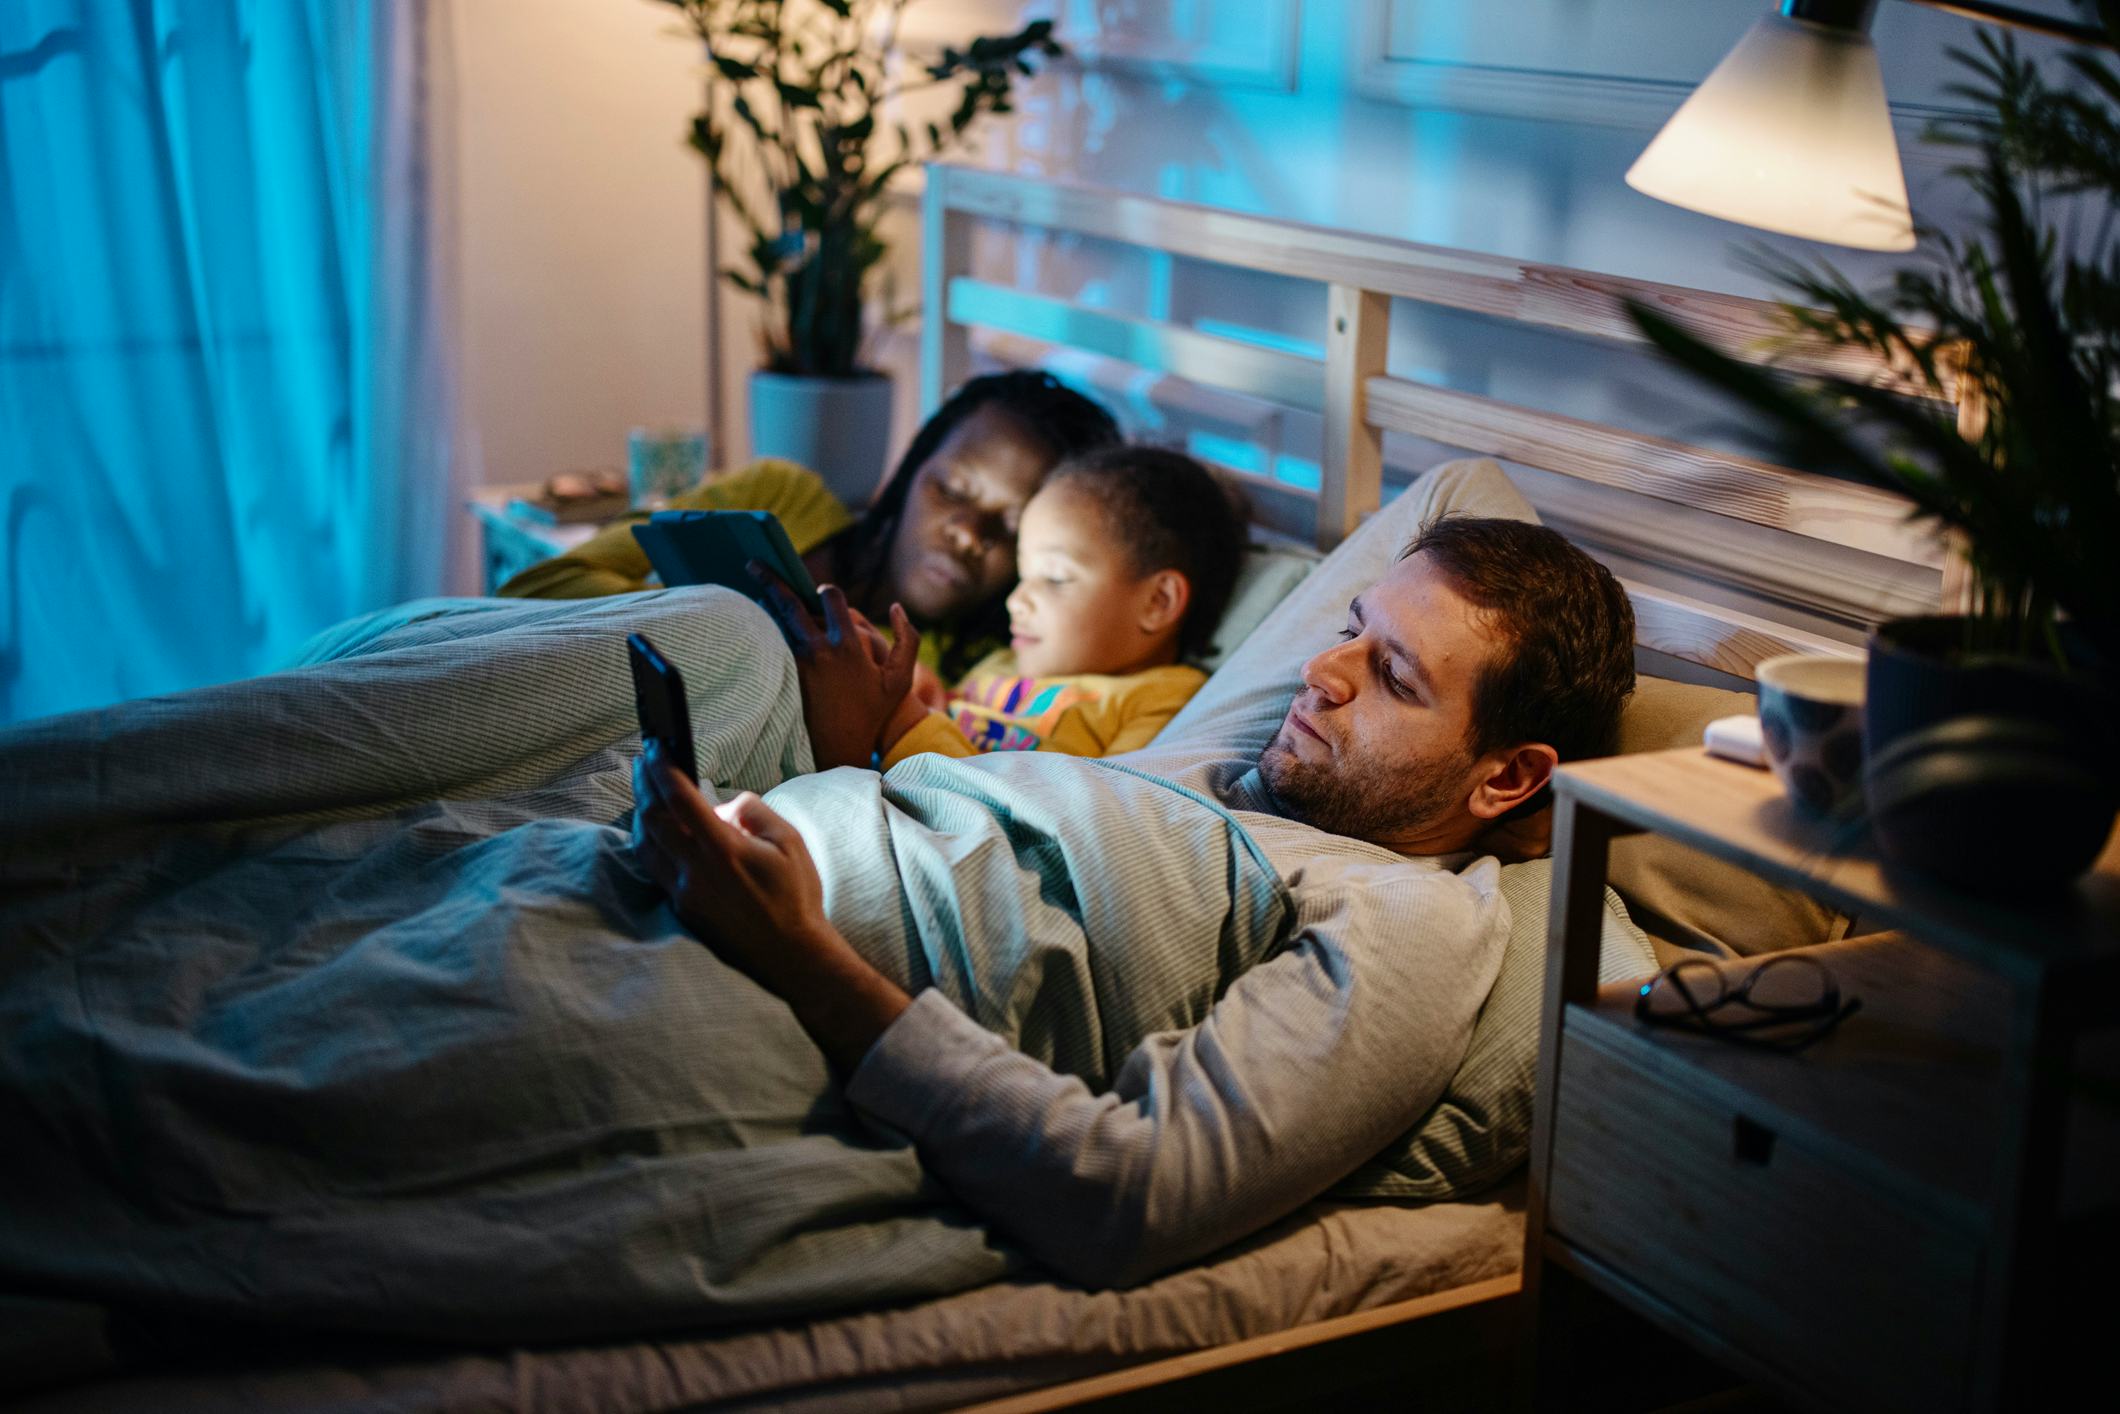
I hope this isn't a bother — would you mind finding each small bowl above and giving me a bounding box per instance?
[1755,653,1867,817]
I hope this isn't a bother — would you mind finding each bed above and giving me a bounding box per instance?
[0,165,1957,1411]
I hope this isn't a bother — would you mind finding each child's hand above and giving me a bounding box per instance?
[877,689,936,759]
[910,663,948,712]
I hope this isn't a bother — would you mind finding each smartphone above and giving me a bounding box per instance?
[629,509,822,616]
[626,631,699,782]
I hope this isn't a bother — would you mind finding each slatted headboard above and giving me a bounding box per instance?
[918,163,1966,683]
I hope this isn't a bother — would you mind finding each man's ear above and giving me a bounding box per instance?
[1468,742,1559,821]
[1137,569,1192,636]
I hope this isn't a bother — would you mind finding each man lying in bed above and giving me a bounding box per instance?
[633,513,1635,1289]
[0,480,1632,1342]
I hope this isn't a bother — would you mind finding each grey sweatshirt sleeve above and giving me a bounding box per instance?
[840,853,1510,1289]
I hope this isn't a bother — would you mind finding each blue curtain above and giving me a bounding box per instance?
[0,0,452,724]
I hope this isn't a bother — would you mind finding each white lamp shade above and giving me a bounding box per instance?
[1627,13,1915,252]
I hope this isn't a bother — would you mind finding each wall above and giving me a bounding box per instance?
[895,0,2080,283]
[469,1,2082,538]
[452,0,710,562]
[851,0,2080,660]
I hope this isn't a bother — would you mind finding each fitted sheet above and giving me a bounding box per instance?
[18,1183,1524,1413]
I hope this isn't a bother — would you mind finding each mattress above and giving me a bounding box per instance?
[18,1183,1525,1413]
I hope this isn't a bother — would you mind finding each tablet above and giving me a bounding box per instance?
[629,509,822,614]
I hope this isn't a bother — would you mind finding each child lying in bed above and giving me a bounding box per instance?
[872,444,1246,768]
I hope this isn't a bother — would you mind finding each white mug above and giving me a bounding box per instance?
[1755,653,1866,817]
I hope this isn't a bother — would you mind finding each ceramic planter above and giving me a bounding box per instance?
[1861,616,2118,891]
[748,370,894,507]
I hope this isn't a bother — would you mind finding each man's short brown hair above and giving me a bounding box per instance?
[1402,516,1636,767]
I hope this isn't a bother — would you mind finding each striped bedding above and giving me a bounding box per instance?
[0,589,1288,1342]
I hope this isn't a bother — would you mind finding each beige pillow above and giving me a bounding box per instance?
[1196,540,1321,674]
[1332,857,1654,1200]
[1333,678,1850,1202]
[1610,675,1852,960]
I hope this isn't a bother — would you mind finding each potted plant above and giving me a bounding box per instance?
[1630,16,2120,889]
[654,0,1062,502]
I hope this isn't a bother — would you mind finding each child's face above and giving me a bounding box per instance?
[1005,482,1175,679]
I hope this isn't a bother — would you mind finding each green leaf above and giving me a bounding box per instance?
[1623,19,2120,668]
[661,0,1073,381]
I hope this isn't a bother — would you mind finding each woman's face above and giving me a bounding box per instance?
[884,404,1053,623]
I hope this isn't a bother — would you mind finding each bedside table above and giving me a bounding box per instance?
[1521,748,2119,1414]
[466,484,609,593]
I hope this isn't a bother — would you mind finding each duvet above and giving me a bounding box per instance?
[0,589,1289,1340]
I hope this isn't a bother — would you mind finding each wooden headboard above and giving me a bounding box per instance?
[918,163,1966,684]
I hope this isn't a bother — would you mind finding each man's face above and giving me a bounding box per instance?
[1259,553,1496,852]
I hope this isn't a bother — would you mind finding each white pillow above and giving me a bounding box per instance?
[1195,540,1321,675]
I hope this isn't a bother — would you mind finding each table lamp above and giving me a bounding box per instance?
[1627,0,2114,250]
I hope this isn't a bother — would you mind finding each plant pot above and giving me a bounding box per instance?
[1861,616,2119,892]
[748,370,894,508]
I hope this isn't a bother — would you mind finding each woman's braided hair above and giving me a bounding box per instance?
[832,370,1121,677]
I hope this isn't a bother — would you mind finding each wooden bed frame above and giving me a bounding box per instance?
[920,163,1968,684]
[917,162,1965,1410]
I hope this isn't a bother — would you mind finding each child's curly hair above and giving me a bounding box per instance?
[1044,445,1250,663]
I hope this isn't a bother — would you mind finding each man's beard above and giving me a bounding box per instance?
[1258,729,1468,846]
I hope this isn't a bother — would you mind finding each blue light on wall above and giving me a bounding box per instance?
[0,1,444,726]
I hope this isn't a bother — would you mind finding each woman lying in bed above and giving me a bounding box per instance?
[0,462,1638,1347]
[500,369,1120,679]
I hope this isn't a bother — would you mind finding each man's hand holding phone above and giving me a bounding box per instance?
[626,632,700,781]
[633,743,830,968]
[631,740,911,1073]
[751,564,921,770]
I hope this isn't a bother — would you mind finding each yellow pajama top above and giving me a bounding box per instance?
[497,458,966,672]
[497,458,853,600]
[880,650,1206,770]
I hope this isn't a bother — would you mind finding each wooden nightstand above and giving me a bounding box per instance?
[1522,748,2120,1414]
[466,484,609,593]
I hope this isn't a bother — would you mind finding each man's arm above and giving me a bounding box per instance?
[634,754,1507,1288]
[632,745,909,1070]
[842,854,1506,1288]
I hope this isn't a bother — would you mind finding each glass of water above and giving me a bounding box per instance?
[628,426,708,510]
